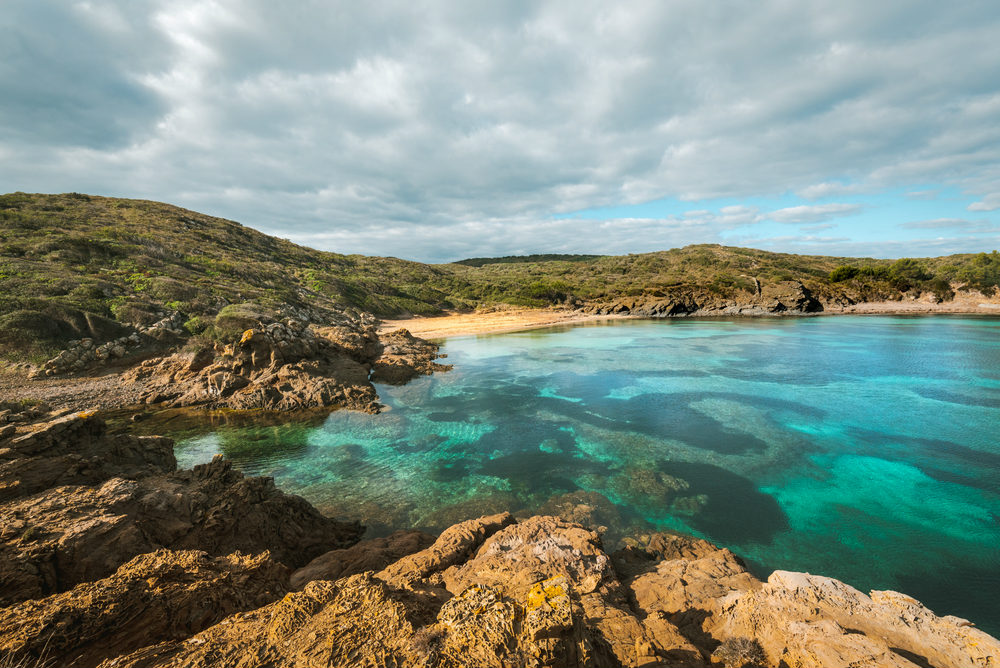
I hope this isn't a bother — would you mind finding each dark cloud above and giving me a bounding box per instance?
[2,1,1000,260]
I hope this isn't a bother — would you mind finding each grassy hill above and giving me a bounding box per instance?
[2,192,999,362]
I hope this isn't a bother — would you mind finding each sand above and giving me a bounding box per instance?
[378,309,627,339]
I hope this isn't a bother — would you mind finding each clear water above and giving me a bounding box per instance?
[171,316,1000,635]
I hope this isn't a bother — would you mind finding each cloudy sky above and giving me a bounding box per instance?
[3,1,1000,262]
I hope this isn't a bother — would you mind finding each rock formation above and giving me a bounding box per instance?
[0,411,996,668]
[0,549,289,668]
[0,413,361,608]
[122,315,447,412]
[370,327,453,384]
[585,280,825,318]
[0,412,175,502]
[91,514,1000,668]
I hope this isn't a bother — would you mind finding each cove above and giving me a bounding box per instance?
[169,315,1000,635]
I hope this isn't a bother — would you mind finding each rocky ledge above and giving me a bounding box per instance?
[14,308,451,414]
[0,410,996,668]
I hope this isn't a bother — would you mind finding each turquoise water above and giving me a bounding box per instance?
[173,316,1000,634]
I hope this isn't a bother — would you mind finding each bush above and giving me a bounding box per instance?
[214,303,275,338]
[829,266,859,282]
[712,636,766,668]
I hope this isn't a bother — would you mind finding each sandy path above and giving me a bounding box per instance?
[378,309,627,339]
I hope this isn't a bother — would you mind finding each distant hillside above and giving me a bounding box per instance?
[2,192,998,362]
[453,254,604,267]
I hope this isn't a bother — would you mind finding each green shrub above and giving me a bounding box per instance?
[829,266,860,282]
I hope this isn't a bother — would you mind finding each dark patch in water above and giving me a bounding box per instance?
[657,461,789,544]
[911,386,1000,409]
[895,558,1000,638]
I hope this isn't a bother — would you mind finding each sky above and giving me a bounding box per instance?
[2,1,1000,263]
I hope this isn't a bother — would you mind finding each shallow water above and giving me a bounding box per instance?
[170,316,1000,635]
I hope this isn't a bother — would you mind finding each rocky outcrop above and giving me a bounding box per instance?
[121,315,448,412]
[712,570,1000,668]
[0,412,996,668]
[0,412,175,502]
[586,280,824,318]
[0,454,361,607]
[93,515,1000,668]
[123,318,381,412]
[370,328,453,384]
[291,529,435,590]
[0,549,289,668]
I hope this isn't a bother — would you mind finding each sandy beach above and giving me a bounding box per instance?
[381,294,1000,339]
[378,308,627,339]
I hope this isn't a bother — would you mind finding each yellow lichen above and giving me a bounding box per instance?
[526,578,568,611]
[77,410,97,419]
[239,329,256,345]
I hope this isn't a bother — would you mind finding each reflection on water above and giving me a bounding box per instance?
[164,316,1000,635]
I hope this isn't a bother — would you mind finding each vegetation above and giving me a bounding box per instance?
[1,192,998,362]
[453,253,604,267]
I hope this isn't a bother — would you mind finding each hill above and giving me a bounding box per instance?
[2,192,999,362]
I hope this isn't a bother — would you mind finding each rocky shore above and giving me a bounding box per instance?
[0,406,996,668]
[0,309,449,415]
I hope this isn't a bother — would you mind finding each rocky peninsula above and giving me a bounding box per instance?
[0,405,997,668]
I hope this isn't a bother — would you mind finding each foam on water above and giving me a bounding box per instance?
[171,315,1000,634]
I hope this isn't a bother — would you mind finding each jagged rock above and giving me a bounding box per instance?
[0,412,175,502]
[91,514,999,668]
[122,316,448,412]
[0,455,362,606]
[0,549,289,668]
[98,573,432,668]
[370,328,453,384]
[711,570,1000,668]
[378,512,516,588]
[584,280,823,318]
[290,529,435,589]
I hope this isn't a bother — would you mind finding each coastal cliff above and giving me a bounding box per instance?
[0,408,996,668]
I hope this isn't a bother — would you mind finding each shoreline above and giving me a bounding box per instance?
[379,300,1000,339]
[378,308,629,339]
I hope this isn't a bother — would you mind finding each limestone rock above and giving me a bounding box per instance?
[711,570,1000,668]
[0,412,175,502]
[290,529,435,589]
[0,549,289,668]
[121,315,449,412]
[370,328,452,384]
[0,455,361,606]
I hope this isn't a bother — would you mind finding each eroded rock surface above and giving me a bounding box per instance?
[0,412,174,502]
[291,529,435,590]
[0,549,289,668]
[1,412,996,668]
[370,327,453,384]
[0,455,361,606]
[95,515,1000,668]
[122,316,448,412]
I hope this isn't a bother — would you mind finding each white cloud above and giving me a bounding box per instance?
[766,203,862,224]
[968,193,1000,211]
[1,1,1000,260]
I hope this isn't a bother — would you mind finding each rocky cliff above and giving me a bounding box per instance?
[0,408,996,668]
